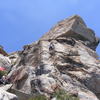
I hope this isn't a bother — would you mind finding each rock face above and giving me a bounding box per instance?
[7,15,100,100]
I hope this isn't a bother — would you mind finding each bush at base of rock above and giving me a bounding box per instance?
[0,71,7,78]
[28,89,79,100]
[28,95,47,100]
[52,89,79,100]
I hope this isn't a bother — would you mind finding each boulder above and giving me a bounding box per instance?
[0,54,11,71]
[8,51,20,66]
[0,89,18,100]
[41,15,96,43]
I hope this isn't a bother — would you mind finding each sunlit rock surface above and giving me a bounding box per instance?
[5,15,100,100]
[0,84,18,100]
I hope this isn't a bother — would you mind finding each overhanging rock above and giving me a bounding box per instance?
[40,15,96,43]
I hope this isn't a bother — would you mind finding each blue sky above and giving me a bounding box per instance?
[0,0,100,56]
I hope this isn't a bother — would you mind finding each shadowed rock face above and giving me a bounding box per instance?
[7,15,100,100]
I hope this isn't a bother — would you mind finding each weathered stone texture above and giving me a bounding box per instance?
[4,15,100,100]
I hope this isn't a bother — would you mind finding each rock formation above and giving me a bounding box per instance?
[0,15,100,100]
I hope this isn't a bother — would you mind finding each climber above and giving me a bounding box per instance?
[0,66,6,79]
[0,74,9,85]
[0,75,5,84]
[0,67,9,85]
[49,42,55,56]
[49,42,55,51]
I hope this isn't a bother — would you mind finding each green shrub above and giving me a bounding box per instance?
[0,71,7,77]
[28,95,47,100]
[28,89,79,100]
[52,89,79,100]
